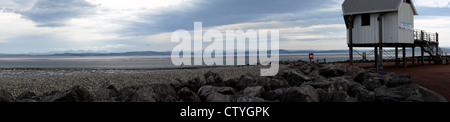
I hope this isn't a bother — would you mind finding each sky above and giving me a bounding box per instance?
[0,0,450,54]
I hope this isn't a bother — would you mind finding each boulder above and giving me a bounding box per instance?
[264,85,319,102]
[263,88,284,101]
[282,70,311,86]
[93,82,120,101]
[374,86,404,102]
[347,66,365,77]
[319,65,345,77]
[166,79,184,91]
[130,84,177,102]
[328,77,352,92]
[16,91,36,100]
[205,92,232,102]
[385,74,411,88]
[315,88,329,102]
[197,85,235,102]
[328,90,357,102]
[184,77,205,93]
[362,78,383,91]
[373,84,423,102]
[223,79,238,88]
[304,81,332,89]
[40,86,93,102]
[237,74,257,90]
[349,85,375,102]
[393,84,423,102]
[243,86,265,98]
[177,87,201,102]
[264,77,289,90]
[352,72,367,83]
[116,85,139,102]
[204,71,224,87]
[300,63,316,74]
[232,96,266,102]
[0,89,14,102]
[16,91,38,102]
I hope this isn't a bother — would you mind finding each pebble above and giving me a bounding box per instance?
[0,65,275,97]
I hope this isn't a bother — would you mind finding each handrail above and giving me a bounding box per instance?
[414,29,437,42]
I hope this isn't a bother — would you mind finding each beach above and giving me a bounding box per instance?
[0,66,268,97]
[0,60,442,102]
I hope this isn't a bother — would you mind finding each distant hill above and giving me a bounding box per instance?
[51,51,172,56]
[12,48,450,56]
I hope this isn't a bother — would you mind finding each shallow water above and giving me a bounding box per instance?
[0,53,419,68]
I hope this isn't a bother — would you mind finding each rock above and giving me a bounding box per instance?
[328,77,352,92]
[263,77,289,90]
[197,85,235,102]
[243,86,265,98]
[130,84,177,102]
[354,72,395,85]
[40,86,93,102]
[166,79,184,91]
[116,86,139,102]
[232,96,266,102]
[204,71,224,87]
[373,84,422,102]
[237,74,257,89]
[264,85,319,102]
[393,84,423,102]
[283,85,319,102]
[352,72,367,83]
[300,63,316,74]
[319,65,345,77]
[263,88,284,101]
[93,83,120,101]
[16,91,37,101]
[347,66,365,77]
[328,90,357,102]
[177,87,201,102]
[418,86,447,102]
[385,74,411,87]
[374,86,404,102]
[304,81,332,89]
[282,70,311,86]
[362,78,383,91]
[349,85,375,102]
[223,79,238,88]
[308,70,327,82]
[0,89,14,102]
[205,92,232,102]
[315,88,329,102]
[185,77,205,93]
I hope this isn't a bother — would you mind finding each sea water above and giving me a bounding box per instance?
[0,53,419,68]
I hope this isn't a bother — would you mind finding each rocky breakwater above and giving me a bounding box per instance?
[0,61,434,102]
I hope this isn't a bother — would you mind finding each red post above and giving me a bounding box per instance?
[309,53,314,62]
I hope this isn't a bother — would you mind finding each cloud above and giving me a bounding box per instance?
[120,0,338,36]
[0,0,36,10]
[54,44,138,52]
[16,0,97,27]
[414,0,450,8]
[415,16,450,48]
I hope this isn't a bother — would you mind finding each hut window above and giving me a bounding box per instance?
[361,14,370,26]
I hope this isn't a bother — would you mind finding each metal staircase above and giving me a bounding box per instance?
[415,30,445,64]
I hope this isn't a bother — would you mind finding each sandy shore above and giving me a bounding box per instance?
[0,65,283,97]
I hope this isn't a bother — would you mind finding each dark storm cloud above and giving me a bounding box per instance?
[17,0,96,27]
[120,0,331,36]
